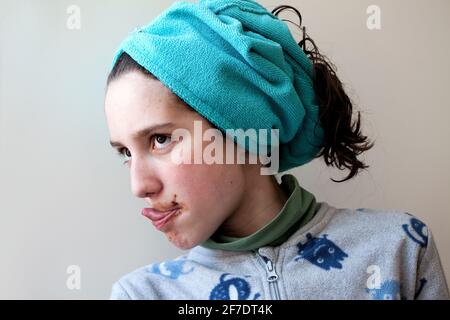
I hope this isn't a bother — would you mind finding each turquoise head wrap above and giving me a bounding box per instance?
[111,0,325,173]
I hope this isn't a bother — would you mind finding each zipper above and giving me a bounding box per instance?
[253,250,281,300]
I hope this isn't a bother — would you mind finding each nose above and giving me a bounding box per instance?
[129,155,162,199]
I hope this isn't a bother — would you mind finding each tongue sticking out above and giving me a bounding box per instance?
[141,207,181,230]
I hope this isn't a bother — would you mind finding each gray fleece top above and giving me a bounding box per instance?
[110,201,449,300]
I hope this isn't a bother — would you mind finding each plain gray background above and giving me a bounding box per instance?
[0,0,449,299]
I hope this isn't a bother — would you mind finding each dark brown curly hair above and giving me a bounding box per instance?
[107,5,375,183]
[272,5,375,183]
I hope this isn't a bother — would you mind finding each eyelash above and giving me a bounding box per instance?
[116,134,172,165]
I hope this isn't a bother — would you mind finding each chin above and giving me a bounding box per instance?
[166,231,197,250]
[173,240,197,250]
[177,242,196,250]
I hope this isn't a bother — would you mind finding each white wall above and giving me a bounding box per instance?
[0,0,449,299]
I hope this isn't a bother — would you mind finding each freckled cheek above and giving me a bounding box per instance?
[165,164,226,209]
[180,173,216,204]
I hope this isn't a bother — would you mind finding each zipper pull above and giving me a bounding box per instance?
[263,257,279,282]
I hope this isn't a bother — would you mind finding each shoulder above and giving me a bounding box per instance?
[110,254,193,300]
[331,206,428,232]
[325,206,430,249]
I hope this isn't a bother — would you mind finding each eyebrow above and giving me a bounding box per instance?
[109,122,175,148]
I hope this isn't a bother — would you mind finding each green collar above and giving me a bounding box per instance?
[199,174,319,251]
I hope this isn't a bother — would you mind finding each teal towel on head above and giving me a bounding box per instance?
[111,0,325,173]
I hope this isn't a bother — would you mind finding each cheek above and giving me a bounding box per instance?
[161,163,244,249]
[166,162,244,215]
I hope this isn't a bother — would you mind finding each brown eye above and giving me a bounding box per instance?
[156,135,167,144]
[152,134,172,150]
[115,148,131,165]
[117,148,131,158]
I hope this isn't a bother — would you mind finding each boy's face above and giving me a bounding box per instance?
[104,71,246,250]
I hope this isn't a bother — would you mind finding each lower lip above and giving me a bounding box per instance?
[151,208,180,230]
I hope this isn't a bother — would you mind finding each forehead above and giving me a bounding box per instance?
[105,71,182,116]
[104,71,205,142]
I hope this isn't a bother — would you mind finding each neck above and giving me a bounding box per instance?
[216,166,288,238]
